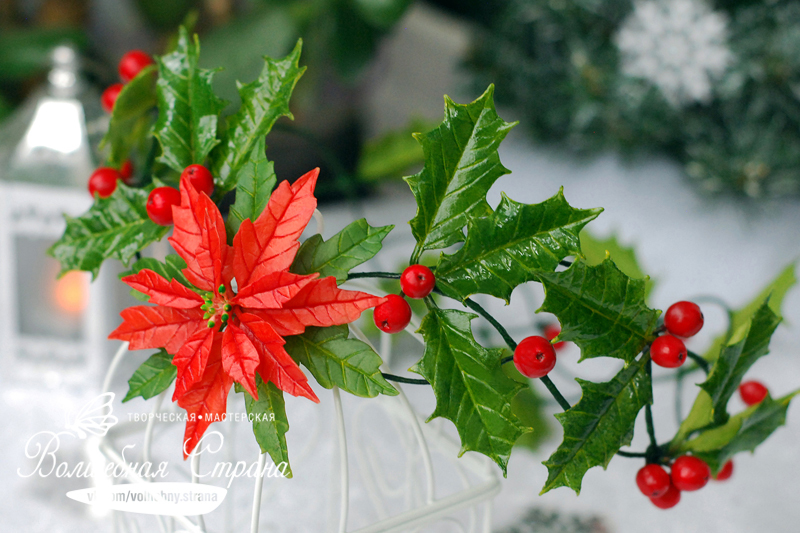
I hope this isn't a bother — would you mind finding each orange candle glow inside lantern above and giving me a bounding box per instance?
[54,271,89,314]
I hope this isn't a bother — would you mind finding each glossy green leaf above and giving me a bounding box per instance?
[154,27,226,172]
[212,40,305,193]
[100,65,158,166]
[537,258,660,363]
[285,326,397,398]
[405,85,517,259]
[580,231,655,298]
[503,360,551,451]
[123,350,177,402]
[671,389,714,446]
[698,301,781,425]
[239,378,292,477]
[47,183,170,278]
[436,190,602,302]
[411,308,528,475]
[225,136,276,237]
[291,219,393,282]
[120,254,191,301]
[541,355,652,495]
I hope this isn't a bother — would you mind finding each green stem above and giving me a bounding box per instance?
[686,351,710,374]
[617,450,648,458]
[381,373,429,385]
[541,376,572,411]
[347,271,401,280]
[645,359,658,449]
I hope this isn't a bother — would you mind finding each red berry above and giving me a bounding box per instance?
[650,481,681,509]
[513,336,557,379]
[650,335,687,368]
[87,167,121,198]
[664,301,704,338]
[119,50,154,83]
[101,83,123,113]
[543,323,566,350]
[400,265,436,299]
[180,164,214,196]
[671,455,710,491]
[739,380,768,406]
[120,160,134,184]
[713,460,734,481]
[636,464,671,498]
[146,187,181,226]
[373,294,412,334]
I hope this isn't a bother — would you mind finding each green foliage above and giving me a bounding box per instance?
[405,86,517,259]
[538,259,660,363]
[212,40,305,193]
[0,28,88,81]
[356,119,430,182]
[120,254,191,301]
[503,361,552,451]
[225,136,276,237]
[123,350,177,402]
[48,183,170,278]
[580,231,655,298]
[541,355,652,495]
[239,378,293,477]
[101,65,158,166]
[285,326,397,398]
[291,219,393,282]
[412,308,529,475]
[154,27,226,172]
[436,190,602,302]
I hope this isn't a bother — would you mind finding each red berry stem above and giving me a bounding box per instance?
[686,350,710,373]
[347,271,402,280]
[380,372,430,385]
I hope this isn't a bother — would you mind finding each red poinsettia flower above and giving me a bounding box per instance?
[110,169,385,457]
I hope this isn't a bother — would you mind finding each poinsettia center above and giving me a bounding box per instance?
[201,284,234,328]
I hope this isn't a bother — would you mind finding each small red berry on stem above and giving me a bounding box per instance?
[373,294,412,334]
[636,464,671,498]
[739,380,768,406]
[119,50,154,82]
[180,164,215,196]
[513,336,557,379]
[671,455,710,491]
[88,167,121,198]
[664,301,704,337]
[120,160,134,184]
[650,334,687,368]
[146,187,181,226]
[101,83,123,113]
[650,481,681,509]
[713,460,734,481]
[400,265,435,299]
[543,323,566,350]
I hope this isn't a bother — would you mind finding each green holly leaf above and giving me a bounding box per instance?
[154,27,227,172]
[435,190,602,302]
[356,118,430,182]
[405,85,517,260]
[225,136,276,237]
[123,350,177,402]
[120,254,191,301]
[580,231,655,298]
[48,183,170,278]
[411,308,529,475]
[698,301,781,425]
[537,259,660,363]
[212,40,305,193]
[100,65,157,166]
[239,378,292,478]
[291,219,393,283]
[541,354,652,495]
[285,326,397,398]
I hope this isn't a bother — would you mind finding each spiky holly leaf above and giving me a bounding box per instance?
[120,254,192,302]
[212,40,305,193]
[405,85,516,258]
[100,65,157,166]
[537,259,660,363]
[580,231,655,298]
[681,390,800,472]
[238,377,293,478]
[291,219,393,282]
[411,308,528,475]
[698,301,781,425]
[284,325,397,398]
[225,136,276,237]
[436,190,601,302]
[541,355,652,495]
[48,183,170,278]
[154,27,226,172]
[123,350,177,402]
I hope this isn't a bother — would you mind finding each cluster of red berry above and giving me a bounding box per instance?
[373,265,435,333]
[650,301,704,368]
[637,455,733,509]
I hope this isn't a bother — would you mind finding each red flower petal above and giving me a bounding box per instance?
[231,271,318,309]
[221,323,260,399]
[109,305,205,353]
[247,277,386,336]
[238,313,319,402]
[121,269,204,309]
[172,326,217,401]
[178,340,233,458]
[232,169,319,287]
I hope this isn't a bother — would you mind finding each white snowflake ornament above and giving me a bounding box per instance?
[615,0,733,107]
